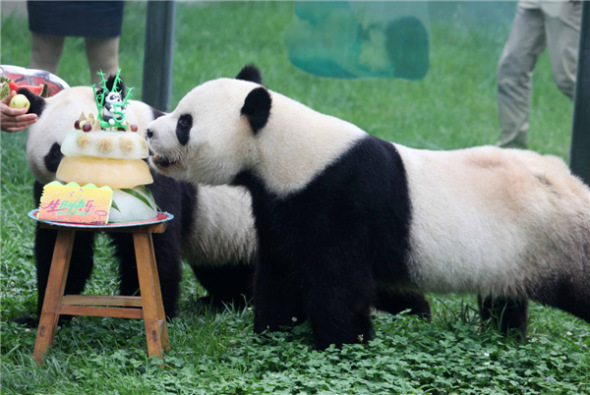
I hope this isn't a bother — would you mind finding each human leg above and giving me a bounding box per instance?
[544,1,582,100]
[29,33,65,75]
[85,37,120,85]
[497,4,546,148]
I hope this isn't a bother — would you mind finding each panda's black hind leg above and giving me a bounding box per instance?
[190,263,254,308]
[374,288,431,320]
[478,295,528,338]
[109,230,182,320]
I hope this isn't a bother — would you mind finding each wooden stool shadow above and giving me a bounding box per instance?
[31,216,172,365]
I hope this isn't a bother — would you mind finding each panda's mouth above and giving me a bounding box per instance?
[152,154,173,168]
[149,152,179,170]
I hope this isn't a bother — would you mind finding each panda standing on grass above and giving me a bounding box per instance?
[147,65,590,350]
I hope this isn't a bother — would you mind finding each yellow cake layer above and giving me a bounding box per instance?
[56,156,153,189]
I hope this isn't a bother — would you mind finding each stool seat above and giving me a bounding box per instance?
[29,212,173,364]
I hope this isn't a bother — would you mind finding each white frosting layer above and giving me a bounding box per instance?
[61,129,149,160]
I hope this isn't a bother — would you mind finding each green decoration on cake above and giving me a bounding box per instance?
[92,69,134,130]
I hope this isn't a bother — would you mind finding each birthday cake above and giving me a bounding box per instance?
[45,71,157,223]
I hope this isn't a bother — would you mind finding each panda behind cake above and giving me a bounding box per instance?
[48,70,158,223]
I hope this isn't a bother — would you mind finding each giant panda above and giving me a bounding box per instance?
[17,82,256,325]
[146,65,590,350]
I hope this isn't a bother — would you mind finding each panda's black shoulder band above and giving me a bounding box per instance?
[241,87,271,134]
[17,88,46,116]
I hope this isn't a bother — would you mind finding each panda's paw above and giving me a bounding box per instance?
[13,315,39,328]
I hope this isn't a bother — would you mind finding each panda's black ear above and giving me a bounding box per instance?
[236,64,263,85]
[17,88,46,116]
[241,87,271,134]
[151,107,166,120]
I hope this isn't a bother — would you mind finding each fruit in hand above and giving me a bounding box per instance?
[9,94,30,110]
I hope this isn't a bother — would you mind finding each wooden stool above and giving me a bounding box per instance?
[30,212,173,364]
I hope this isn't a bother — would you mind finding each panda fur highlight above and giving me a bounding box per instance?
[20,85,256,324]
[147,65,590,349]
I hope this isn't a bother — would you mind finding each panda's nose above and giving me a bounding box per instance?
[146,128,153,139]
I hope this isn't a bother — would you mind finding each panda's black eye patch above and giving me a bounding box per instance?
[176,114,192,146]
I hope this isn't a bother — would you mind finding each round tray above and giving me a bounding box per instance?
[28,209,173,229]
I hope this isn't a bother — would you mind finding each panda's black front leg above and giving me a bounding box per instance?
[477,294,528,337]
[298,248,374,350]
[108,232,139,296]
[253,255,305,334]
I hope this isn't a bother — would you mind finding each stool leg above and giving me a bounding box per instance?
[133,232,169,360]
[144,232,170,351]
[33,230,76,364]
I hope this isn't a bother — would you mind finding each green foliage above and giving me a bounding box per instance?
[1,2,587,394]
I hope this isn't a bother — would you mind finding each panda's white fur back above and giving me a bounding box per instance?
[398,144,590,297]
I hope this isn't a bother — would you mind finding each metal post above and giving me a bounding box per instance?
[142,1,176,112]
[570,1,590,185]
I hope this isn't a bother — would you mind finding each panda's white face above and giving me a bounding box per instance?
[147,78,260,186]
[105,91,122,104]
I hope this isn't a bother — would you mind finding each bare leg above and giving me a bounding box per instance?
[497,5,546,148]
[29,33,65,74]
[85,37,120,84]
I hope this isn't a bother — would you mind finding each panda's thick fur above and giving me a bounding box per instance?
[18,83,256,324]
[146,65,590,349]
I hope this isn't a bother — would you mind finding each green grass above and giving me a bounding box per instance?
[2,2,588,394]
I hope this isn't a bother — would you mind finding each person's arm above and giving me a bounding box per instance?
[1,91,37,132]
